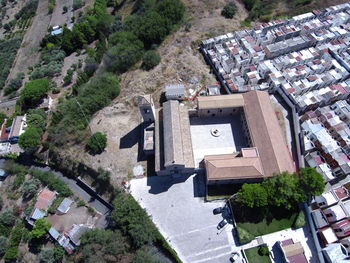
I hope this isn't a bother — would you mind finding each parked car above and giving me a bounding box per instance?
[213,207,224,215]
[229,252,239,262]
[217,219,227,230]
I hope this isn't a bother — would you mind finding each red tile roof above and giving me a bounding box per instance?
[35,188,56,211]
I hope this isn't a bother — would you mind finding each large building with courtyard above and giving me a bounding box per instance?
[153,90,295,184]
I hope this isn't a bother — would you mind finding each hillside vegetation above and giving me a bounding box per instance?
[242,0,348,21]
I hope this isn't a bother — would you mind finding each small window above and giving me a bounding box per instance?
[326,213,333,218]
[219,109,222,113]
[207,110,210,113]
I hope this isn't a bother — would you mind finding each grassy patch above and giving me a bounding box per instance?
[233,202,298,238]
[245,246,272,263]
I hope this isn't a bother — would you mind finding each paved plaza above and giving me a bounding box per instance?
[190,116,247,167]
[130,174,237,263]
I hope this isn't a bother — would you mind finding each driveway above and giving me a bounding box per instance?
[130,174,238,263]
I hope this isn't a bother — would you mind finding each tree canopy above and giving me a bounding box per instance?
[0,208,16,227]
[298,167,325,197]
[0,236,7,255]
[237,183,268,208]
[110,194,158,247]
[18,127,42,151]
[20,78,50,109]
[142,50,161,70]
[221,2,237,19]
[132,249,164,263]
[21,178,41,199]
[80,229,129,262]
[31,218,51,239]
[236,168,325,209]
[86,132,107,154]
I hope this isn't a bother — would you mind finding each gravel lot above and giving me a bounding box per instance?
[130,174,236,263]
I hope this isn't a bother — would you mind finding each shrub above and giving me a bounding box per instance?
[30,169,72,197]
[21,178,41,199]
[3,160,27,176]
[111,194,158,248]
[132,248,164,263]
[86,132,107,154]
[221,2,237,19]
[142,50,161,70]
[0,209,16,227]
[236,226,254,244]
[31,218,51,239]
[20,78,50,109]
[258,245,269,256]
[293,210,306,229]
[48,196,64,214]
[0,236,8,255]
[4,246,19,261]
[18,127,42,151]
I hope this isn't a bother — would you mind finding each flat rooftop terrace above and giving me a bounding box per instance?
[190,115,248,167]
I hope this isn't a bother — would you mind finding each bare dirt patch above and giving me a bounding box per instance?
[48,205,100,233]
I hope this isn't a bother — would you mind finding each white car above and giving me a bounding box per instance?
[229,252,239,262]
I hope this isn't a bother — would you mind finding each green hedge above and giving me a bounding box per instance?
[30,169,72,197]
[293,210,306,229]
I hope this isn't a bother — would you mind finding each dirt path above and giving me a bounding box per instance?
[3,0,51,98]
[49,0,73,28]
[66,0,249,183]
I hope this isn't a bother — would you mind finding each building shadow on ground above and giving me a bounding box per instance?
[146,173,192,194]
[193,174,206,198]
[271,242,284,263]
[119,123,142,149]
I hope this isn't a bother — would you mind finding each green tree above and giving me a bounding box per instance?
[132,249,164,263]
[298,167,325,197]
[142,50,161,70]
[39,248,55,263]
[80,229,128,261]
[237,183,268,208]
[4,246,19,261]
[27,109,47,131]
[105,39,144,73]
[156,0,185,25]
[18,127,42,151]
[97,168,111,182]
[221,2,237,19]
[0,236,8,255]
[31,218,51,239]
[128,11,169,47]
[111,194,158,247]
[21,178,41,199]
[262,172,303,209]
[61,27,74,54]
[20,78,50,108]
[0,208,16,226]
[53,245,65,261]
[86,132,107,154]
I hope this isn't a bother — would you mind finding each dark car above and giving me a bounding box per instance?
[213,207,224,215]
[217,219,227,230]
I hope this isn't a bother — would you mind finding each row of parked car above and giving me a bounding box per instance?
[213,205,245,263]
